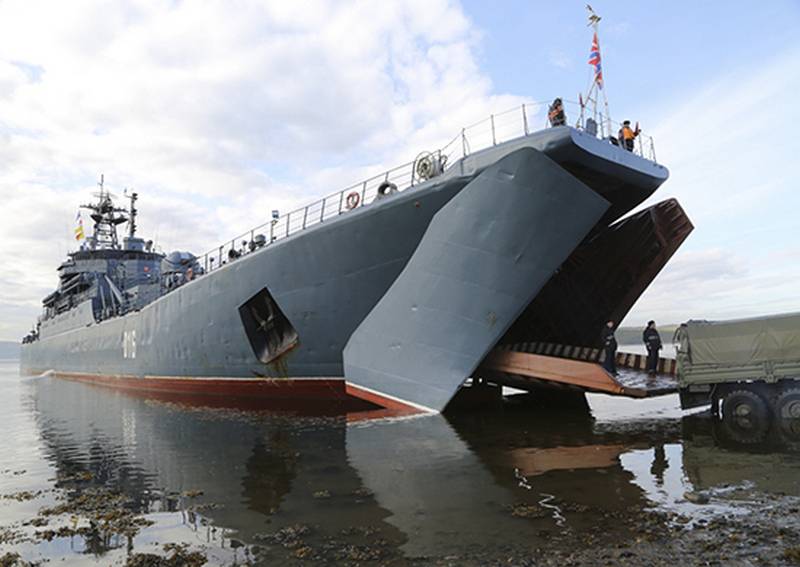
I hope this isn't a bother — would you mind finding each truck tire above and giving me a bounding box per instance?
[776,388,800,445]
[721,389,770,444]
[776,388,800,419]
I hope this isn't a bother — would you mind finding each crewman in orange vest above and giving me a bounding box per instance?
[618,120,640,152]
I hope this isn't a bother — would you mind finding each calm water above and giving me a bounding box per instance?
[2,359,799,565]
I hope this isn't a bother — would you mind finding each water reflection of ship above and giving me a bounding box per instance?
[34,377,537,555]
[443,409,682,510]
[31,377,402,544]
[30,378,694,557]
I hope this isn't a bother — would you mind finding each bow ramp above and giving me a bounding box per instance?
[343,147,610,412]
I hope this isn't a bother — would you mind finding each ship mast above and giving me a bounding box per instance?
[582,5,612,137]
[80,174,129,250]
[127,190,138,239]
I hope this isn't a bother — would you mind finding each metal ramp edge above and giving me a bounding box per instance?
[479,349,677,398]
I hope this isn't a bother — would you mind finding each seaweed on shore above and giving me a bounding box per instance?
[34,487,154,549]
[124,543,207,567]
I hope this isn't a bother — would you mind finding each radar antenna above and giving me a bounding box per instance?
[586,4,601,26]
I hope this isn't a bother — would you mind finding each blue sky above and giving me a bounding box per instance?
[0,0,799,340]
[465,1,800,109]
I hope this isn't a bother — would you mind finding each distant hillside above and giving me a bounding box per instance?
[617,325,678,345]
[0,341,20,359]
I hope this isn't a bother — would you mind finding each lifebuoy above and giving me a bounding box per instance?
[345,192,360,210]
[377,181,397,196]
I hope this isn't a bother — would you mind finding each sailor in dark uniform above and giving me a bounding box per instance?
[548,97,566,127]
[601,320,618,375]
[642,320,662,376]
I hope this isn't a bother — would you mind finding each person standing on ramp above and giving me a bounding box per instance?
[643,320,662,376]
[601,320,618,375]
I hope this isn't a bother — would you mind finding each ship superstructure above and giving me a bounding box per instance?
[23,178,201,344]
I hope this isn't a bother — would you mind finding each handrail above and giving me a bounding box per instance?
[197,100,659,274]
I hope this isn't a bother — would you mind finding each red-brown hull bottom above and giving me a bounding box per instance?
[25,370,426,421]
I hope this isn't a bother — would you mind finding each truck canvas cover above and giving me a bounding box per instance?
[685,312,800,366]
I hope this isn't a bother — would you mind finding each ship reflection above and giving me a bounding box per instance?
[28,377,800,561]
[241,434,297,516]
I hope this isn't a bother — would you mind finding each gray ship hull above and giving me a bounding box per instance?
[344,148,608,410]
[22,174,469,380]
[21,126,672,412]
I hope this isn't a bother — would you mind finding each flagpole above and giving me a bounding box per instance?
[586,5,611,137]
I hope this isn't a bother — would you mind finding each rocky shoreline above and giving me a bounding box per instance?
[2,479,799,566]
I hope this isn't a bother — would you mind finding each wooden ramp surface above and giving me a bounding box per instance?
[480,350,677,398]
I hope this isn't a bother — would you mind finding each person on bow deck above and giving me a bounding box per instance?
[548,98,566,127]
[618,120,639,151]
[642,320,663,376]
[601,320,618,375]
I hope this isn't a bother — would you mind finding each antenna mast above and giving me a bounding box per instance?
[128,191,138,239]
[584,5,612,137]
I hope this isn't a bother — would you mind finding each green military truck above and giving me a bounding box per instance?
[676,312,800,441]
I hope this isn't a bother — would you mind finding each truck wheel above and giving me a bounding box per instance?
[776,389,800,445]
[721,389,770,444]
[776,388,800,419]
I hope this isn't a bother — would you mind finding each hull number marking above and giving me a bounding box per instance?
[123,330,137,359]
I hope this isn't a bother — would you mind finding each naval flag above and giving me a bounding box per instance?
[588,32,603,89]
[74,211,85,241]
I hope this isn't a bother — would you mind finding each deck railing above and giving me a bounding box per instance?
[197,100,657,274]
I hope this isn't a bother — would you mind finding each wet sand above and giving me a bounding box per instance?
[1,359,799,566]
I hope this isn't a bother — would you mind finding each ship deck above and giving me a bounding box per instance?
[193,103,668,275]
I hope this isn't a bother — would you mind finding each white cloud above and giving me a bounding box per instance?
[628,246,800,325]
[0,0,527,339]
